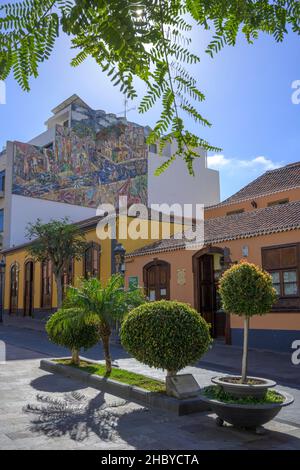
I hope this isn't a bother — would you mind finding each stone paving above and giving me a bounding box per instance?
[1,324,300,450]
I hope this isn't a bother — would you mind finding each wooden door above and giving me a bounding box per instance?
[144,261,170,301]
[9,264,18,314]
[24,261,34,316]
[199,254,215,327]
[41,261,52,309]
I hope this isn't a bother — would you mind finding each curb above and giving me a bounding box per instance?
[40,358,211,416]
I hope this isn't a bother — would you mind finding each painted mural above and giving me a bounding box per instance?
[12,104,148,208]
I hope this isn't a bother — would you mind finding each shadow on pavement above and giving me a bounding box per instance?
[30,374,86,393]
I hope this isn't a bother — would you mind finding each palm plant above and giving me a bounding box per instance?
[65,274,145,374]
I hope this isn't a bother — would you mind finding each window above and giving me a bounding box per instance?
[267,198,289,207]
[262,244,300,304]
[226,209,244,216]
[84,242,101,279]
[0,209,3,232]
[41,260,52,308]
[0,170,5,191]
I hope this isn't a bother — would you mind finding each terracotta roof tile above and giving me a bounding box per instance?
[207,161,300,209]
[126,200,300,257]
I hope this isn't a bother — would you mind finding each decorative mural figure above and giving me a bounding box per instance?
[12,102,148,208]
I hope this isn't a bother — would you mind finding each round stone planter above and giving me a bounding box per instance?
[212,375,276,399]
[200,391,294,430]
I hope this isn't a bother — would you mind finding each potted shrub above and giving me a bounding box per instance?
[201,261,294,430]
[120,300,211,396]
[46,307,101,365]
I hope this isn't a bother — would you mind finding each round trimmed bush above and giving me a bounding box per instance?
[219,261,277,318]
[46,308,100,364]
[218,261,277,382]
[120,300,211,374]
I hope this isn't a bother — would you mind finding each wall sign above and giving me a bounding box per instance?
[177,268,186,286]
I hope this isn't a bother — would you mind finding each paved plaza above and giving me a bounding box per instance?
[1,324,300,450]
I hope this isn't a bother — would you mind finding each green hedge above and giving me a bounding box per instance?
[120,300,211,373]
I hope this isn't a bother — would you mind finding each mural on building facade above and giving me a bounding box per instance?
[12,107,148,208]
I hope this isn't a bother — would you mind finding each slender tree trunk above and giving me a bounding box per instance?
[102,334,112,374]
[55,273,63,310]
[241,316,250,383]
[99,322,112,374]
[71,348,80,366]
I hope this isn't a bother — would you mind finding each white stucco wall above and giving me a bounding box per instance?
[9,195,96,247]
[148,146,220,211]
[28,127,56,147]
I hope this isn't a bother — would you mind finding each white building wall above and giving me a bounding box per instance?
[28,127,56,147]
[148,145,220,210]
[9,195,96,247]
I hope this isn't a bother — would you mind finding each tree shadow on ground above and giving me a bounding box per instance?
[23,391,128,443]
[30,374,85,393]
[23,388,300,449]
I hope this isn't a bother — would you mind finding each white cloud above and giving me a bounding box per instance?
[207,154,281,172]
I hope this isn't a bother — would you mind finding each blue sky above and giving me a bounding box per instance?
[0,23,299,200]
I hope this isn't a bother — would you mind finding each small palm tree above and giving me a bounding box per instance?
[65,274,145,374]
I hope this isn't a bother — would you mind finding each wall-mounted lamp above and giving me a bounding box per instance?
[242,245,249,257]
[113,243,126,274]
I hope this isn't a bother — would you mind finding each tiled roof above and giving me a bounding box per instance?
[126,200,300,257]
[207,161,300,209]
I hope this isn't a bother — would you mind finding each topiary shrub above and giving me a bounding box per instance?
[219,261,277,382]
[120,300,211,393]
[46,308,101,365]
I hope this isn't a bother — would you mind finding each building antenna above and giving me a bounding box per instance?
[116,96,136,118]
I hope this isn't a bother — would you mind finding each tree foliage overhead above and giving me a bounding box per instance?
[1,1,299,174]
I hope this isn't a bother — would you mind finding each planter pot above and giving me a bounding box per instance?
[212,375,276,399]
[200,391,294,430]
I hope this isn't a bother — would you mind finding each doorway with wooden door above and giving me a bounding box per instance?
[143,260,170,301]
[193,248,226,339]
[24,260,34,316]
[9,263,19,314]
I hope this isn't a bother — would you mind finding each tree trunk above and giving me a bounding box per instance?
[241,316,250,383]
[102,334,112,375]
[55,273,63,310]
[71,348,80,366]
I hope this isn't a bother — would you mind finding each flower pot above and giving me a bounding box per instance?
[200,390,294,430]
[212,375,276,399]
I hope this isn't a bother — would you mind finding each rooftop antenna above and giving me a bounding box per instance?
[117,96,136,118]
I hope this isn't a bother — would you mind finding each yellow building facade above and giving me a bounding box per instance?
[3,213,184,318]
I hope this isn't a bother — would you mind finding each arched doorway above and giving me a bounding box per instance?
[9,263,19,314]
[193,247,228,339]
[24,260,34,316]
[143,260,170,301]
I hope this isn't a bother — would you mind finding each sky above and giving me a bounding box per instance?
[0,18,300,201]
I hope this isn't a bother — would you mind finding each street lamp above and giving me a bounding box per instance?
[0,258,6,323]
